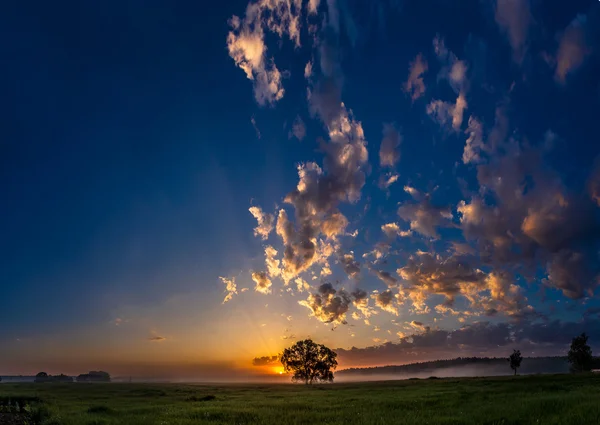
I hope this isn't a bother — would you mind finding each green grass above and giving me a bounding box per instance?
[1,373,599,424]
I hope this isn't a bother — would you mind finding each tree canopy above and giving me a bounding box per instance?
[568,333,593,373]
[280,339,338,384]
[508,349,523,376]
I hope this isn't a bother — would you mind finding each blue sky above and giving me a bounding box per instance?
[1,0,600,378]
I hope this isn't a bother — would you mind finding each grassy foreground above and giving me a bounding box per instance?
[1,373,599,424]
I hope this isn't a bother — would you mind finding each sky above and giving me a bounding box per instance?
[1,0,600,380]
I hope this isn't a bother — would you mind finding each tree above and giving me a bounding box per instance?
[568,333,593,373]
[280,339,338,384]
[508,349,523,376]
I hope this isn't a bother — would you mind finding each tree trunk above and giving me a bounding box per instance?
[514,369,517,376]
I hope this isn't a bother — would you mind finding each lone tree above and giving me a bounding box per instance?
[568,333,593,373]
[280,339,338,384]
[508,349,523,376]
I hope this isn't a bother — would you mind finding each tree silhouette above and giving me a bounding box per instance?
[508,349,523,376]
[568,333,593,373]
[280,339,338,384]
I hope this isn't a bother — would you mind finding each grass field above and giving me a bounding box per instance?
[1,373,600,424]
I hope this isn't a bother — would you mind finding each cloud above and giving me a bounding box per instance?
[371,269,399,288]
[252,355,279,366]
[227,0,304,105]
[351,289,377,318]
[426,92,467,131]
[404,53,428,101]
[494,0,531,64]
[304,60,313,78]
[251,271,272,294]
[299,283,352,324]
[462,116,485,164]
[339,251,360,278]
[397,196,453,239]
[249,206,275,240]
[379,123,401,168]
[409,320,430,333]
[544,250,599,299]
[381,222,412,238]
[372,290,401,315]
[555,14,591,84]
[289,115,306,141]
[456,136,600,299]
[432,35,467,93]
[220,276,238,304]
[336,318,600,366]
[148,336,166,342]
[379,172,400,189]
[398,252,486,308]
[273,102,368,282]
[264,246,282,279]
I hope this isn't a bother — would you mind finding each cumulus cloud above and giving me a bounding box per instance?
[427,92,467,131]
[462,116,485,164]
[379,123,401,168]
[351,289,377,318]
[404,53,428,101]
[398,252,486,308]
[495,0,531,63]
[371,269,399,288]
[456,137,600,298]
[381,222,412,238]
[299,283,352,324]
[339,251,360,278]
[409,320,430,333]
[249,206,274,240]
[555,14,591,84]
[372,289,401,315]
[304,60,313,78]
[264,246,282,279]
[273,103,368,282]
[220,276,238,304]
[251,271,272,294]
[379,172,400,189]
[397,197,453,239]
[227,0,304,105]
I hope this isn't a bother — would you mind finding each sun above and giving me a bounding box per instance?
[271,366,285,375]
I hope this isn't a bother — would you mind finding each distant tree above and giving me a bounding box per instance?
[508,349,523,376]
[280,339,338,384]
[568,333,593,373]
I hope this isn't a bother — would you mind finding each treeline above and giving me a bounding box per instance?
[33,371,111,383]
[338,356,600,376]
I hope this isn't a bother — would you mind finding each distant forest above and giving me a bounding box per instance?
[338,356,600,376]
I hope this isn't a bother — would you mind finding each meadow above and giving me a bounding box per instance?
[1,373,600,425]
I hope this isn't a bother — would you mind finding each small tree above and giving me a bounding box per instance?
[568,333,593,373]
[280,339,338,384]
[508,349,523,376]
